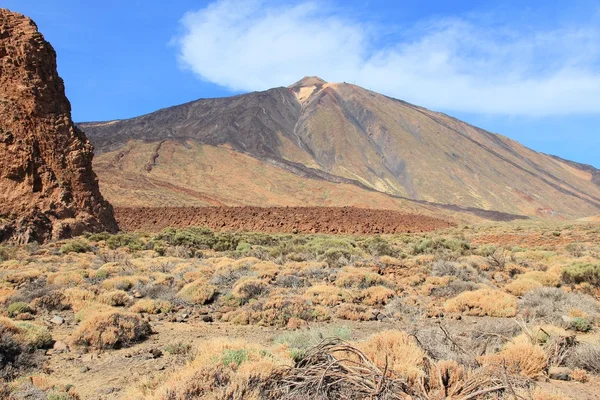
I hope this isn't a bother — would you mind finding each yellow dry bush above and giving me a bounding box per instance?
[231,257,261,269]
[183,269,210,283]
[63,287,97,311]
[206,257,236,270]
[47,271,85,287]
[444,288,517,317]
[571,368,588,383]
[360,286,395,306]
[336,267,391,289]
[177,279,216,304]
[72,311,151,349]
[356,330,425,382]
[136,339,288,400]
[150,272,174,286]
[250,261,280,279]
[505,279,543,296]
[335,304,372,321]
[4,270,41,285]
[99,290,132,307]
[0,287,16,303]
[519,271,560,287]
[304,285,349,306]
[0,316,20,334]
[100,275,149,291]
[379,256,404,266]
[479,338,547,378]
[232,278,269,302]
[130,299,172,314]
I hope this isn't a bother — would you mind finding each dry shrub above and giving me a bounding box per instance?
[232,278,270,303]
[445,288,517,317]
[0,288,16,303]
[360,286,395,306]
[519,271,560,287]
[505,279,543,296]
[357,330,425,382]
[336,304,372,321]
[47,271,84,287]
[479,337,547,378]
[567,342,600,373]
[4,270,41,285]
[63,287,97,312]
[304,285,349,306]
[99,290,132,307]
[277,338,413,400]
[135,339,286,400]
[72,311,151,349]
[130,299,172,314]
[224,294,320,327]
[177,279,216,304]
[101,275,149,291]
[30,291,69,311]
[520,287,599,324]
[571,368,588,383]
[335,267,391,289]
[250,261,280,279]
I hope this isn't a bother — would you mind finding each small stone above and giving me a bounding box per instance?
[50,315,65,325]
[80,366,90,373]
[549,367,572,381]
[201,315,213,323]
[376,313,387,321]
[176,313,189,323]
[150,348,163,359]
[53,341,69,353]
[155,364,166,371]
[133,290,143,298]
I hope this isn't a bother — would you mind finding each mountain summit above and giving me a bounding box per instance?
[80,78,600,219]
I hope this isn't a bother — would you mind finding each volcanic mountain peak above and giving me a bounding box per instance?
[288,76,328,89]
[80,74,600,220]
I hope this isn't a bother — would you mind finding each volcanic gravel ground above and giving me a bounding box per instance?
[115,206,454,234]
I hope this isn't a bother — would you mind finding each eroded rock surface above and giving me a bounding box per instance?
[0,9,117,243]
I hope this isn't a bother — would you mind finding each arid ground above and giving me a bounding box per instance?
[1,214,599,399]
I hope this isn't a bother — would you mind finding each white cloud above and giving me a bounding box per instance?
[175,0,600,116]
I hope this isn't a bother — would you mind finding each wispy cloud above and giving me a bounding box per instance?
[174,0,600,116]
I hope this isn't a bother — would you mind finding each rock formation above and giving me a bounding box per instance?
[0,9,117,243]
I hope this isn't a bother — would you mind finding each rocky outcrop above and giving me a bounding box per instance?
[0,9,117,243]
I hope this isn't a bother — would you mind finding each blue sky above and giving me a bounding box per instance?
[4,0,599,167]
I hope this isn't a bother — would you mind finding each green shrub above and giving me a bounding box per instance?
[413,237,470,256]
[86,232,113,242]
[7,302,32,317]
[106,233,145,251]
[15,322,52,349]
[60,240,91,254]
[562,263,600,287]
[571,317,592,332]
[221,349,249,367]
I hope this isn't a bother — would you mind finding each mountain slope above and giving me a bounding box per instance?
[80,77,600,219]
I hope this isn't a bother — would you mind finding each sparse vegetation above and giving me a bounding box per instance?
[1,221,599,398]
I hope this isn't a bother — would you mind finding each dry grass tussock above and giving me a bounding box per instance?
[444,288,518,317]
[71,311,151,349]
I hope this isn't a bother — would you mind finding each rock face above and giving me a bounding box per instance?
[0,9,117,243]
